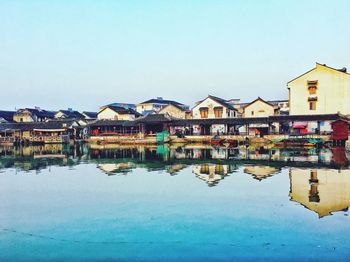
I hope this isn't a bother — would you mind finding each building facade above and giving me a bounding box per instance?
[158,104,190,119]
[288,63,350,115]
[136,98,188,115]
[243,97,275,118]
[97,106,140,120]
[13,108,55,122]
[192,95,239,119]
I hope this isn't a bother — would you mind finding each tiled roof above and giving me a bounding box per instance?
[88,120,126,127]
[0,120,75,131]
[0,110,15,122]
[134,113,179,123]
[139,98,185,107]
[106,103,136,109]
[104,106,142,117]
[16,108,56,119]
[82,111,98,118]
[207,95,237,111]
[57,110,84,119]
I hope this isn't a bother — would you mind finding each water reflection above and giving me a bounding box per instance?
[289,168,350,218]
[1,144,350,217]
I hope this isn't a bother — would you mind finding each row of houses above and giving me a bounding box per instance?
[2,62,348,124]
[0,62,349,144]
[96,62,350,121]
[0,108,97,124]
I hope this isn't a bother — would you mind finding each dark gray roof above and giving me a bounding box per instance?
[106,103,136,109]
[195,95,237,111]
[134,113,179,123]
[82,111,98,118]
[102,106,142,117]
[0,110,15,122]
[88,120,126,127]
[16,108,56,119]
[207,95,237,111]
[57,110,84,119]
[0,120,75,131]
[139,98,185,107]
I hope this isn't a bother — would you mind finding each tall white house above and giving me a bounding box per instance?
[288,63,350,115]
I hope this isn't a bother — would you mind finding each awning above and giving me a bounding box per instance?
[33,129,66,132]
[292,122,307,129]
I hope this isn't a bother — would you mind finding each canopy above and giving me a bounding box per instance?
[33,129,66,132]
[292,122,307,129]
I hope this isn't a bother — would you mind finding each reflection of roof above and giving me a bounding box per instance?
[244,165,280,181]
[97,163,134,175]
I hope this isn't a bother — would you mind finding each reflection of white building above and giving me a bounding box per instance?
[192,164,231,186]
[289,168,350,218]
[244,165,280,181]
[97,163,135,175]
[211,148,228,159]
[166,164,187,175]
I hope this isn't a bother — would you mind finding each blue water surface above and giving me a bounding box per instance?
[0,150,350,261]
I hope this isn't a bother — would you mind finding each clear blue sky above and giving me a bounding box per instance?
[0,0,349,111]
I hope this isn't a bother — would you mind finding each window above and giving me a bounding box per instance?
[199,107,208,118]
[214,107,223,118]
[309,101,316,110]
[200,164,210,174]
[307,80,318,95]
[309,86,317,95]
[251,111,254,116]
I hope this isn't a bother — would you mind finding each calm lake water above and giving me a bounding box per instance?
[0,144,349,261]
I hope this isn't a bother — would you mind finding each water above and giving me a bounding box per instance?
[0,144,349,261]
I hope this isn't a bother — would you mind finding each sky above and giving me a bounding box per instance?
[0,0,349,111]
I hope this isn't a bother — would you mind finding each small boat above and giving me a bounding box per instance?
[210,135,224,146]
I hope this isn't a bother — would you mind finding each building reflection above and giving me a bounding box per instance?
[192,163,235,187]
[97,162,136,176]
[289,168,350,218]
[1,144,350,216]
[244,165,280,181]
